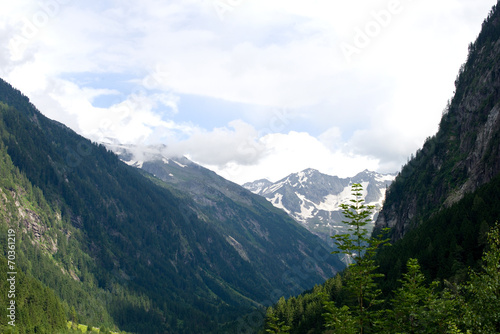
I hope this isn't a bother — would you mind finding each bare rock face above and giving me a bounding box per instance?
[375,10,500,241]
[0,186,60,255]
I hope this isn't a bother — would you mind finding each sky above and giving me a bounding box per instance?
[0,0,497,184]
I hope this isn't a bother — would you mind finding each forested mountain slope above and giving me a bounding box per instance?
[0,78,342,333]
[109,144,345,282]
[0,143,69,333]
[375,2,500,241]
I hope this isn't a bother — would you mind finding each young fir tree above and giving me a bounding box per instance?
[461,222,500,333]
[265,308,291,334]
[388,258,459,333]
[326,183,390,333]
[322,301,357,334]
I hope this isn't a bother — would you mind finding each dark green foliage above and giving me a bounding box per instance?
[377,172,500,293]
[258,281,338,334]
[0,256,67,333]
[389,258,437,332]
[460,223,500,333]
[264,225,500,333]
[386,259,458,333]
[322,303,357,334]
[265,308,291,334]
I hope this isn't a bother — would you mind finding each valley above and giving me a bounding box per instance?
[1,1,499,334]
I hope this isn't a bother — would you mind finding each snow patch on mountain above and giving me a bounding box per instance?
[376,174,395,182]
[295,192,315,221]
[124,160,144,168]
[297,171,309,186]
[268,181,285,193]
[270,193,289,214]
[316,185,351,211]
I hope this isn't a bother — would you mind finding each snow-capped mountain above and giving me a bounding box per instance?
[243,169,396,242]
[103,142,183,169]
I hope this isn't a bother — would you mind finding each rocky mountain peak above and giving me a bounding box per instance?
[244,170,395,242]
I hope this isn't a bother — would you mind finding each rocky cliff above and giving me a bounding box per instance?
[375,4,500,241]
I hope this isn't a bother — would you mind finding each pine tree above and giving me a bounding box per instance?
[322,299,357,334]
[461,223,500,333]
[329,183,390,333]
[70,306,78,328]
[388,258,447,333]
[265,308,291,334]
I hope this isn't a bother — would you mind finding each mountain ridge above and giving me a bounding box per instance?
[108,142,345,275]
[243,168,395,242]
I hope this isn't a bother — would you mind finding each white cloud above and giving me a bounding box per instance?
[319,127,343,150]
[0,0,497,184]
[205,131,379,184]
[166,120,267,166]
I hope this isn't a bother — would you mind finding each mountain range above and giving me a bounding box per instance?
[0,79,343,333]
[243,169,395,242]
[108,144,395,246]
[109,141,346,273]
